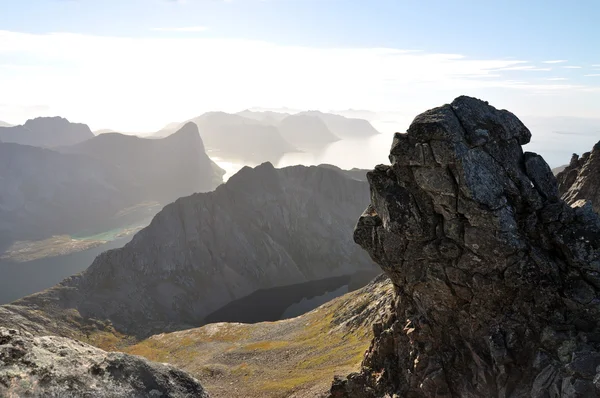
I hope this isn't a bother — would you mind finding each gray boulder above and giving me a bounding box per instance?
[0,327,209,397]
[331,96,600,397]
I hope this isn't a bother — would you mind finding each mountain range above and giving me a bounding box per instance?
[0,116,94,147]
[0,162,375,339]
[0,121,223,252]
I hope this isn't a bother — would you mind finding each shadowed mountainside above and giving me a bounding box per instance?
[0,163,375,340]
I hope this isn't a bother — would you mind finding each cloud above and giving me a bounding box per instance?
[542,60,567,64]
[0,30,597,130]
[546,77,568,81]
[584,74,600,77]
[152,26,208,32]
[494,65,551,71]
[563,66,582,69]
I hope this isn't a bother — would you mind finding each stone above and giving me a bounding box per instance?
[0,328,209,398]
[330,96,600,397]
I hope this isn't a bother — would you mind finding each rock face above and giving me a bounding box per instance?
[0,117,94,147]
[62,122,224,204]
[0,328,209,397]
[0,163,375,337]
[331,97,600,397]
[557,142,600,213]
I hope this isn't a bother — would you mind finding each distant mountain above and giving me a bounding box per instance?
[0,120,12,127]
[279,113,339,148]
[552,164,568,175]
[0,142,134,249]
[0,123,223,252]
[92,129,115,135]
[62,122,224,204]
[155,113,297,162]
[237,109,290,124]
[299,110,379,139]
[0,116,94,147]
[0,163,375,338]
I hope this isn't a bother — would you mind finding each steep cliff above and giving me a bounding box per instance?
[0,163,374,338]
[331,97,600,397]
[557,142,600,213]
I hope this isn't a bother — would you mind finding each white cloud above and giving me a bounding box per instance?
[546,77,568,81]
[0,30,597,130]
[542,60,567,64]
[152,26,209,32]
[563,66,583,69]
[584,74,600,77]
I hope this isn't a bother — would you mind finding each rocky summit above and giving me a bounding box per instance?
[330,96,600,397]
[557,141,600,213]
[0,327,209,398]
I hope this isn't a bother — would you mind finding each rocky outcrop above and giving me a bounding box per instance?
[557,142,600,213]
[0,163,375,338]
[0,117,94,147]
[330,97,600,397]
[62,122,224,204]
[0,327,209,397]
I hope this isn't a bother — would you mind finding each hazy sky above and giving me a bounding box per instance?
[0,0,599,131]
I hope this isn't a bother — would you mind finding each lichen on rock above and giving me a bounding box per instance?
[330,96,600,397]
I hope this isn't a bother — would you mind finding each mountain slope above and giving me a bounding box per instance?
[123,275,392,398]
[0,163,374,338]
[62,122,224,204]
[556,141,600,212]
[0,116,94,147]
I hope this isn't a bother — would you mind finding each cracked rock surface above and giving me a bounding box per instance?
[330,96,600,397]
[557,141,600,213]
[0,328,209,397]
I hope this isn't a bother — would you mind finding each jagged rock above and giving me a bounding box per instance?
[0,327,209,397]
[0,164,375,338]
[557,141,600,213]
[330,96,600,397]
[0,116,94,147]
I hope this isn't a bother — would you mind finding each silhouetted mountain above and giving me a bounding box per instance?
[0,117,94,147]
[299,110,379,139]
[0,121,12,127]
[278,113,339,148]
[155,113,296,162]
[0,163,375,338]
[0,123,223,252]
[237,109,290,124]
[62,122,224,204]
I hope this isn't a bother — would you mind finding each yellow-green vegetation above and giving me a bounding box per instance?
[122,277,393,398]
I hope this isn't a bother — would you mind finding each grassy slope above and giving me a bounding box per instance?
[121,275,392,398]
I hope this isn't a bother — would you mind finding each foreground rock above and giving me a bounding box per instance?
[331,97,600,397]
[557,141,600,213]
[0,164,374,338]
[0,327,209,397]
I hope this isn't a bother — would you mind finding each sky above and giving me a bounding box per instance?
[0,0,599,133]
